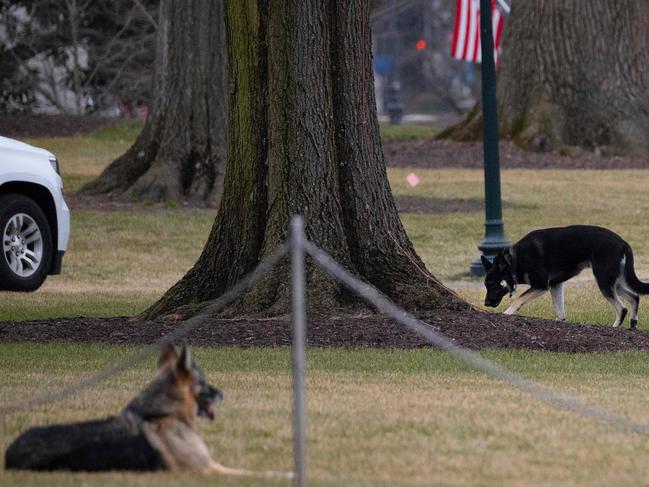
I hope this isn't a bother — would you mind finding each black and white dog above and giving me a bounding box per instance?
[482,225,649,329]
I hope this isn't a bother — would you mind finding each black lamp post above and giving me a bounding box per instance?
[469,0,510,276]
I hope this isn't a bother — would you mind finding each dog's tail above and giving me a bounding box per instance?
[624,248,649,294]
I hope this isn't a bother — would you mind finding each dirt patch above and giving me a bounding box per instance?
[0,114,116,138]
[384,138,649,170]
[1,310,647,352]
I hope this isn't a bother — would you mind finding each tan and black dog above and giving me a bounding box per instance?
[5,344,290,477]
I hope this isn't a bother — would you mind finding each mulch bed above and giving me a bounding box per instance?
[66,192,479,214]
[0,114,116,138]
[1,310,647,353]
[384,138,649,170]
[64,192,210,213]
[395,196,482,214]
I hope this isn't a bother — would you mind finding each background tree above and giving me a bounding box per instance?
[144,0,467,319]
[0,0,157,114]
[440,0,649,155]
[80,0,227,206]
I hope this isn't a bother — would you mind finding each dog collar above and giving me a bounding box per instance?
[510,273,517,297]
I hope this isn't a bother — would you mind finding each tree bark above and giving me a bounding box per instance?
[80,0,227,207]
[439,0,649,155]
[143,0,467,319]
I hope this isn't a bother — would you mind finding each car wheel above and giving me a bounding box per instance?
[0,194,53,291]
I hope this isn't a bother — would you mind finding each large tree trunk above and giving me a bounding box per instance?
[143,0,467,319]
[80,0,226,207]
[440,0,649,155]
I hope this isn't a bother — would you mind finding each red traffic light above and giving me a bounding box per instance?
[415,39,426,50]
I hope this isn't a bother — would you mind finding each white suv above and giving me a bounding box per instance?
[0,136,70,291]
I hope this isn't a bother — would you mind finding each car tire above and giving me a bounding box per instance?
[0,193,53,291]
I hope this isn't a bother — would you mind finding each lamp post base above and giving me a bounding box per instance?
[469,220,510,277]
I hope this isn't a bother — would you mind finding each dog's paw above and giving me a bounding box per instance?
[630,319,638,330]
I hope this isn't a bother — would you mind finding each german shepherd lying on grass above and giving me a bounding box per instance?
[482,225,649,329]
[5,345,290,477]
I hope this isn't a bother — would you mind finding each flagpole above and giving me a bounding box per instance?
[469,0,510,276]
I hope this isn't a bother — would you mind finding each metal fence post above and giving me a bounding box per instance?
[290,215,307,487]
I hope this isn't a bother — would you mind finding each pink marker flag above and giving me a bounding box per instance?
[406,172,420,187]
[451,0,504,65]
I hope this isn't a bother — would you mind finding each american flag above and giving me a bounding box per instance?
[451,0,504,64]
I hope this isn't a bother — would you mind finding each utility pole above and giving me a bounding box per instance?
[469,0,510,276]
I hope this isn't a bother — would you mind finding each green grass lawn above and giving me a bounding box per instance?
[379,123,438,142]
[3,344,649,486]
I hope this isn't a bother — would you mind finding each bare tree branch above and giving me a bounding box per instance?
[133,0,158,29]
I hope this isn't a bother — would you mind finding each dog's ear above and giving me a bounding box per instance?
[495,250,511,271]
[177,345,192,373]
[481,255,492,271]
[501,248,513,267]
[158,343,178,368]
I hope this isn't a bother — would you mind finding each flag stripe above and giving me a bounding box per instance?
[451,0,467,59]
[493,6,504,64]
[467,0,481,59]
[451,0,503,65]
[466,0,479,61]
